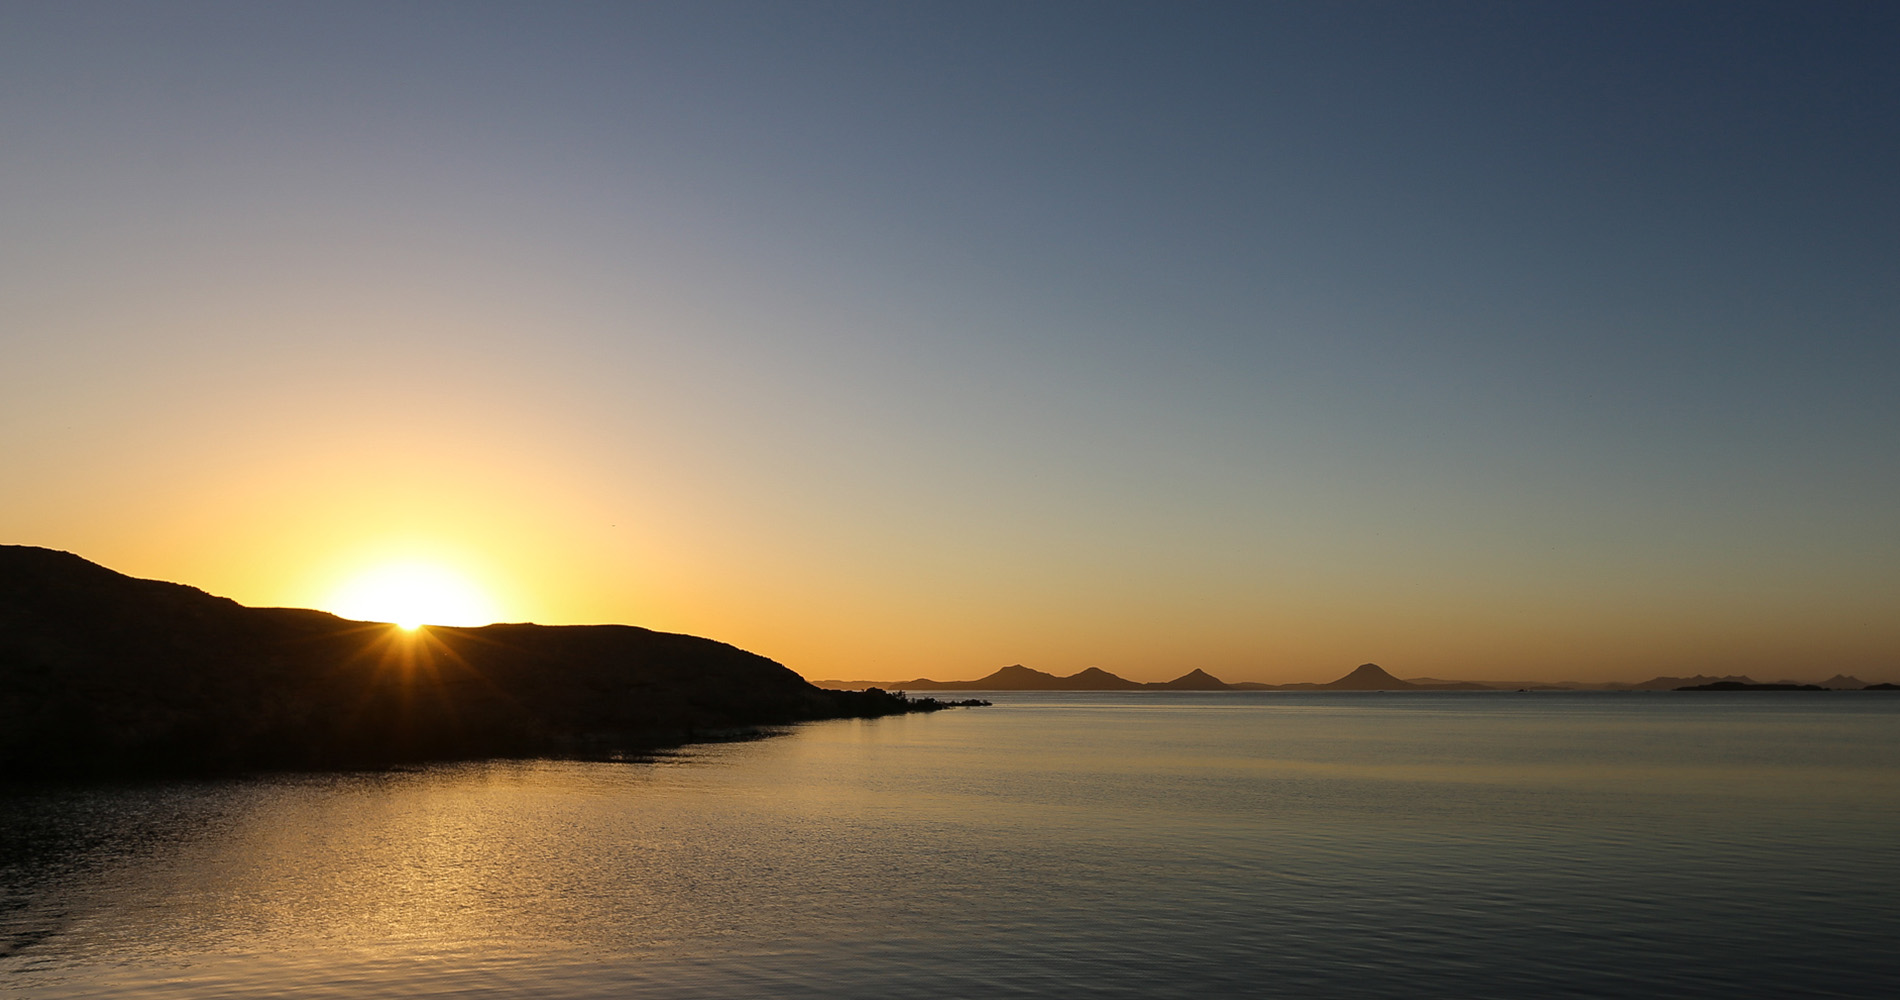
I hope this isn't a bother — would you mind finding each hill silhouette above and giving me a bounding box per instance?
[0,546,973,779]
[1319,663,1417,691]
[1153,668,1230,691]
[1626,674,1756,691]
[850,664,1152,691]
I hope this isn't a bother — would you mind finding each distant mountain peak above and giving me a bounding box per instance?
[972,665,1064,692]
[1322,663,1417,690]
[968,664,1077,689]
[1059,666,1145,690]
[1154,668,1230,691]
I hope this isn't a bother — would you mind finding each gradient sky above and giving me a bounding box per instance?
[4,1,1896,683]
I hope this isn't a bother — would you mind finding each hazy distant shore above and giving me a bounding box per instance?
[813,662,1896,693]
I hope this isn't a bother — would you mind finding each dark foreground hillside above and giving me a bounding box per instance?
[0,546,969,779]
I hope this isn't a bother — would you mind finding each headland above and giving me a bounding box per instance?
[0,546,982,780]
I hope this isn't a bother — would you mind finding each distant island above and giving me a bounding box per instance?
[816,662,1895,693]
[819,662,1505,691]
[0,546,983,780]
[815,662,1458,691]
[1674,681,1827,691]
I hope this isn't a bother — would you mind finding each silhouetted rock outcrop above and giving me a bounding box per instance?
[0,546,974,779]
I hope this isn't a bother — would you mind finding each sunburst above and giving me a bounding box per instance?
[327,561,498,629]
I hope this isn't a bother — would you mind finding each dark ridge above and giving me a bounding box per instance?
[1627,674,1758,691]
[0,546,980,780]
[1818,674,1869,689]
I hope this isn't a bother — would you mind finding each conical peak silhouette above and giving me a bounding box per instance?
[1322,663,1416,690]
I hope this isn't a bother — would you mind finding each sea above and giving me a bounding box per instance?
[3,691,1897,998]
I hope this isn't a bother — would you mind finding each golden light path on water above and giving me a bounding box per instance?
[4,694,1898,998]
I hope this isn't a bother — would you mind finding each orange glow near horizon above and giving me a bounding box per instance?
[326,561,499,629]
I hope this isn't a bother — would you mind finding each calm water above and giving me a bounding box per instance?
[4,692,1898,998]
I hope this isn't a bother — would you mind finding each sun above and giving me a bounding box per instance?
[327,561,499,630]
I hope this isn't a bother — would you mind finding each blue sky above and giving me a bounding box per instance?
[3,2,1896,681]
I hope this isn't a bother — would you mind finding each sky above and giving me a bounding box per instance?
[3,1,1896,684]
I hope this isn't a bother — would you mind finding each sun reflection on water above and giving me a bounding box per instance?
[5,695,1898,998]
